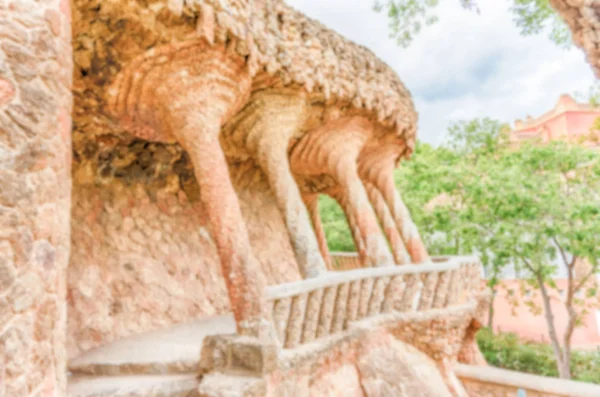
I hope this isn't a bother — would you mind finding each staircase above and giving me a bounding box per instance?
[67,316,236,397]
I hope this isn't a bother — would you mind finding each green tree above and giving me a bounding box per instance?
[396,119,512,329]
[373,0,571,48]
[396,120,600,379]
[319,195,356,252]
[485,143,600,379]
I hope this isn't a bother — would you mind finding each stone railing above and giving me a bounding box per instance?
[330,251,363,271]
[265,256,481,349]
[456,364,600,397]
[330,252,465,271]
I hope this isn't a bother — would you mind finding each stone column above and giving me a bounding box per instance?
[364,181,410,265]
[109,43,269,337]
[178,126,268,336]
[376,169,428,263]
[290,117,394,267]
[1,0,73,395]
[302,193,332,269]
[237,90,327,278]
[166,80,268,337]
[359,149,429,264]
[329,150,393,266]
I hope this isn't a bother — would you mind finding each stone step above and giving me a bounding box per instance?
[69,315,236,376]
[197,373,266,397]
[68,374,199,397]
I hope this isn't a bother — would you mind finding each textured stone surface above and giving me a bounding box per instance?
[551,0,600,78]
[68,178,300,357]
[69,0,423,280]
[196,262,483,396]
[261,328,455,397]
[386,303,479,396]
[458,292,490,366]
[198,373,266,397]
[68,374,198,397]
[65,0,428,368]
[198,334,279,376]
[0,0,73,396]
[356,332,452,397]
[222,89,328,279]
[69,315,235,376]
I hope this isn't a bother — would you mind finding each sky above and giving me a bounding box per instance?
[286,0,596,145]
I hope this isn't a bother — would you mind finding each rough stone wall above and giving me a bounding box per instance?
[385,304,483,396]
[354,332,453,397]
[68,171,300,358]
[264,330,454,397]
[551,0,600,78]
[0,0,72,396]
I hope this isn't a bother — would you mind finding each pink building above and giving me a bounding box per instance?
[491,279,600,348]
[509,94,600,147]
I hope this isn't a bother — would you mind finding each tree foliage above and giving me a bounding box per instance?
[394,119,600,378]
[477,328,600,384]
[373,0,571,48]
[511,0,570,46]
[319,195,355,252]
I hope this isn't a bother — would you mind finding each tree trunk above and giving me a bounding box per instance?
[536,273,571,379]
[559,350,572,379]
[561,297,578,379]
[487,287,495,329]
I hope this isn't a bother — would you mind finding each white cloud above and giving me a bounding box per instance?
[286,0,596,145]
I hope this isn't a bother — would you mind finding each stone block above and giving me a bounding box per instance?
[199,335,230,374]
[199,334,279,376]
[198,373,267,397]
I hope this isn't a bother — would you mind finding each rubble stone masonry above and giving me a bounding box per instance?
[0,0,73,396]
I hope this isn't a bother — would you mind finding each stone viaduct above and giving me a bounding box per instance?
[2,0,600,396]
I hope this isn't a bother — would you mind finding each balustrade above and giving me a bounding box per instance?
[264,256,482,349]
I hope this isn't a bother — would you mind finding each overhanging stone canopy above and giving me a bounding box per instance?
[551,0,600,77]
[72,0,426,337]
[2,1,502,396]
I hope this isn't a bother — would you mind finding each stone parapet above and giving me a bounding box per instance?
[263,256,482,350]
[197,284,486,396]
[456,363,600,397]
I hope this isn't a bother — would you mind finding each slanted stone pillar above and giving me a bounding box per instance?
[290,117,394,267]
[364,181,410,265]
[108,42,268,337]
[359,145,429,264]
[302,193,332,269]
[375,169,428,263]
[327,188,368,264]
[1,0,73,395]
[224,89,327,278]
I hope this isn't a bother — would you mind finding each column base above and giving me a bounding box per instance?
[199,334,279,376]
